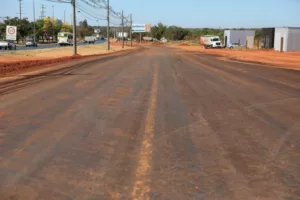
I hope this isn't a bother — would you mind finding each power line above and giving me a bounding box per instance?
[76,6,106,21]
[45,0,77,55]
[76,2,106,19]
[79,0,120,19]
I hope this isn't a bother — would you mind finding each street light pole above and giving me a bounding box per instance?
[33,0,36,42]
[72,0,77,55]
[122,10,124,49]
[130,14,132,47]
[52,5,55,42]
[107,0,110,50]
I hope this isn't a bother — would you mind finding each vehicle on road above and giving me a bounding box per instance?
[57,32,73,46]
[26,40,38,47]
[201,35,223,49]
[84,36,96,44]
[227,43,244,49]
[161,37,168,43]
[0,40,16,50]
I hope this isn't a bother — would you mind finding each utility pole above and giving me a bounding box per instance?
[18,0,22,19]
[107,0,110,50]
[122,10,124,49]
[33,0,36,42]
[52,5,55,42]
[72,0,77,55]
[64,10,66,24]
[130,14,132,47]
[40,5,46,20]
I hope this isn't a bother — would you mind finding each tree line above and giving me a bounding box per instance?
[150,22,262,41]
[0,18,263,43]
[150,23,225,41]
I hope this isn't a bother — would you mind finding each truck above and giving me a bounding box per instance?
[84,36,96,44]
[0,40,16,50]
[200,35,223,49]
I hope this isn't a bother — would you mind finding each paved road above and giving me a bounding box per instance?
[15,40,106,51]
[0,47,300,200]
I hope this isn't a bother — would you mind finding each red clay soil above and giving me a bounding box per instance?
[152,42,164,46]
[0,50,133,76]
[110,42,138,47]
[177,43,190,46]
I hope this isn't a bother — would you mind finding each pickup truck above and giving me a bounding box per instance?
[84,36,96,44]
[0,40,16,50]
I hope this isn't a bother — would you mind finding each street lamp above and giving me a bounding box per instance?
[33,0,36,42]
[52,5,55,42]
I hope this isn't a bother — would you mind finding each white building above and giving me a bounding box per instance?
[274,27,300,52]
[224,30,255,47]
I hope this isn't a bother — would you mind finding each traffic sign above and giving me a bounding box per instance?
[6,26,17,40]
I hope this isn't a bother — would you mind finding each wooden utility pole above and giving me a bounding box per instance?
[52,5,55,42]
[72,0,77,55]
[33,0,36,42]
[122,10,124,49]
[107,0,110,50]
[130,14,132,47]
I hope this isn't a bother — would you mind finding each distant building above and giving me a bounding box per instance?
[224,30,255,47]
[274,27,300,52]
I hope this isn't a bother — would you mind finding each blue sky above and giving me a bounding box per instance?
[2,0,300,28]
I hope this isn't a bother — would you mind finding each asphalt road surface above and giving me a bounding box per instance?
[16,39,105,51]
[0,47,300,200]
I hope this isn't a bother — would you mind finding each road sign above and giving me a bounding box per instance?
[6,26,17,40]
[132,24,151,33]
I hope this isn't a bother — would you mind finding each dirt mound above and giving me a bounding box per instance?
[177,43,190,46]
[0,50,135,76]
[152,42,164,46]
[0,56,81,75]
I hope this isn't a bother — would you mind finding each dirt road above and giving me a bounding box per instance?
[0,47,300,200]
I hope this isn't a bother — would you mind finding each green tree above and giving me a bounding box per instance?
[35,19,44,42]
[79,19,88,29]
[61,22,72,32]
[43,17,56,41]
[78,19,94,38]
[151,22,167,40]
[0,17,32,43]
[55,19,63,34]
[164,26,190,40]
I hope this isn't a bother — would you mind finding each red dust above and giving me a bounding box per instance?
[0,50,135,76]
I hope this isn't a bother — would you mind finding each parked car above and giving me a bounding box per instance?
[26,40,38,47]
[161,38,168,43]
[0,40,16,50]
[227,43,244,49]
